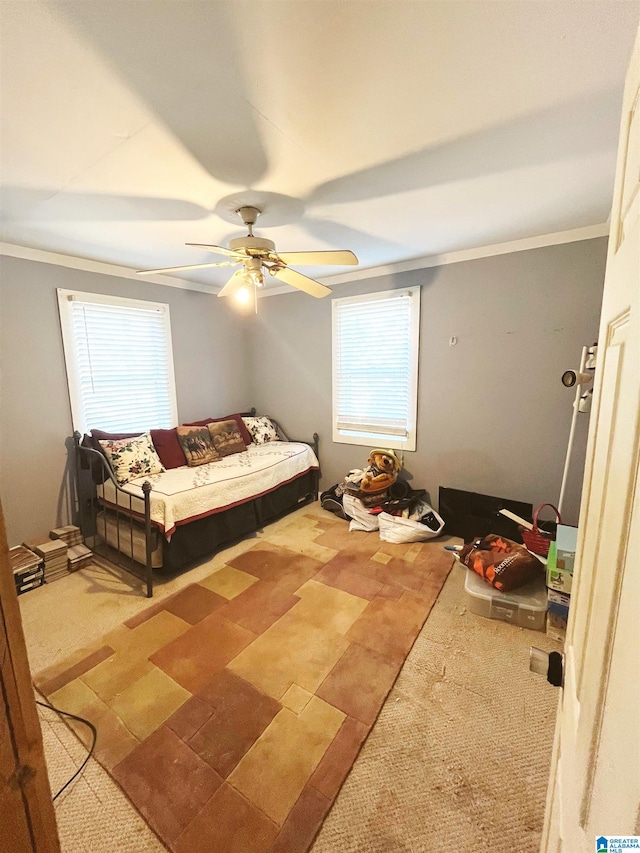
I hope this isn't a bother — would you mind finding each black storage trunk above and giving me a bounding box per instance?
[438,487,533,543]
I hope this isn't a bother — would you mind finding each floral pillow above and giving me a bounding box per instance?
[207,419,246,457]
[242,416,280,445]
[98,432,165,485]
[176,425,221,467]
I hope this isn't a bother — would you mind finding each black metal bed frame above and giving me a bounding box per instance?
[72,414,319,598]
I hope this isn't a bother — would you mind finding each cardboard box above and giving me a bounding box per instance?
[546,525,578,593]
[547,588,570,612]
[556,524,578,569]
[546,587,570,641]
[546,609,568,642]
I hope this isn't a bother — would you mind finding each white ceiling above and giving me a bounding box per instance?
[1,1,638,294]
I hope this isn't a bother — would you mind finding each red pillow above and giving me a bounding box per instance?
[185,414,252,446]
[150,428,186,469]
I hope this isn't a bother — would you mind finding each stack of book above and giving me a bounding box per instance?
[50,525,83,547]
[67,543,93,572]
[9,545,44,595]
[33,539,69,583]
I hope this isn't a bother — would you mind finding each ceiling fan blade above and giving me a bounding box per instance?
[274,250,358,266]
[271,266,332,298]
[216,270,246,298]
[136,260,238,276]
[185,242,246,259]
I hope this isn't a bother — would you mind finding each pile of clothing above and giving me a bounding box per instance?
[321,449,445,542]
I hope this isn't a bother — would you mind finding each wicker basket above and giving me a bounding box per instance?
[521,503,562,556]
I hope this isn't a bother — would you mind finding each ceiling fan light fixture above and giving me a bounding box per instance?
[235,284,251,304]
[243,259,264,287]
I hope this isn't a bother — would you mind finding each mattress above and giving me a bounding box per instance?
[97,441,318,537]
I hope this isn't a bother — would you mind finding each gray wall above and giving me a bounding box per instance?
[0,237,606,546]
[247,238,607,527]
[0,256,250,544]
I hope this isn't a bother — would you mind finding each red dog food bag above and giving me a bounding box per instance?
[459,534,542,592]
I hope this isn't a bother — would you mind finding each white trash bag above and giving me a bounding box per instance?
[342,493,380,532]
[378,501,445,543]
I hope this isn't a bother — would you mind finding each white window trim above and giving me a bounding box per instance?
[57,289,178,435]
[332,286,420,452]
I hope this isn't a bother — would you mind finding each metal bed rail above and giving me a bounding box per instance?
[73,431,155,597]
[267,417,320,501]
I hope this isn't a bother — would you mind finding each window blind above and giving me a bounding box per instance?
[333,287,420,450]
[58,290,178,434]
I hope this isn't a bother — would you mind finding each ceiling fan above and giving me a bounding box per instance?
[136,206,358,299]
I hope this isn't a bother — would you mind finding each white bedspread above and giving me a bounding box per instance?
[98,441,318,536]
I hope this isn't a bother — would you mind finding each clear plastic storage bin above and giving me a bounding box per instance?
[463,568,547,631]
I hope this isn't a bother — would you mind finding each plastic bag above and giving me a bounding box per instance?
[378,501,445,543]
[342,493,379,532]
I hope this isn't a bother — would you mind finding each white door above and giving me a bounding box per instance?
[541,26,640,853]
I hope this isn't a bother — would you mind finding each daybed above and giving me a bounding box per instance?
[73,411,319,597]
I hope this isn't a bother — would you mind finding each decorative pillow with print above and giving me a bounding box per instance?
[185,414,252,446]
[176,425,221,466]
[242,416,280,445]
[207,419,246,457]
[98,432,165,485]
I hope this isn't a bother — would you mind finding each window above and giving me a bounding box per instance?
[57,289,178,435]
[332,286,420,451]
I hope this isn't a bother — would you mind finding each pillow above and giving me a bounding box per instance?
[217,413,252,447]
[176,425,221,466]
[90,428,139,454]
[207,419,246,457]
[186,414,252,446]
[150,428,186,469]
[242,416,280,445]
[98,432,165,485]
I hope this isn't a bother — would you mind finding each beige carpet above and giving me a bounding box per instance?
[20,504,561,852]
[311,560,561,853]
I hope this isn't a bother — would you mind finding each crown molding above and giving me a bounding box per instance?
[313,223,610,289]
[0,243,219,294]
[2,222,609,299]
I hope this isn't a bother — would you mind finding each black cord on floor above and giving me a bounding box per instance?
[36,699,97,801]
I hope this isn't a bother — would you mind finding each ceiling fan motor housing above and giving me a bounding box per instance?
[229,236,276,256]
